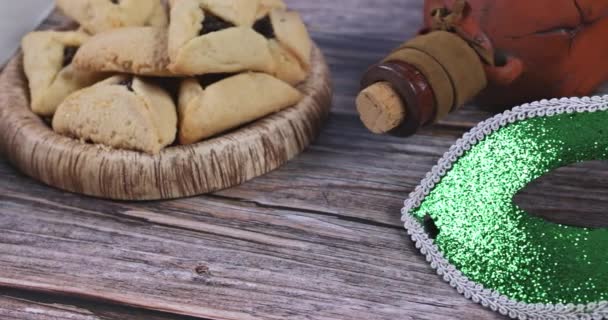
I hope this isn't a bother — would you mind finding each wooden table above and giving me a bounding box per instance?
[3,1,608,319]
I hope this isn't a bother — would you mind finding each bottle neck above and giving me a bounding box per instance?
[359,60,437,136]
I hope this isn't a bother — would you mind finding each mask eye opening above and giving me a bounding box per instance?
[423,214,440,239]
[513,160,608,230]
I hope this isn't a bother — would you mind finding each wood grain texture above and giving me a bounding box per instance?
[2,1,608,320]
[0,47,331,200]
[0,295,101,320]
[0,289,203,320]
[0,162,500,320]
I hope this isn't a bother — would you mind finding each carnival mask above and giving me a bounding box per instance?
[402,96,608,319]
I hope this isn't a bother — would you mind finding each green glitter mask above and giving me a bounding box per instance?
[402,97,608,319]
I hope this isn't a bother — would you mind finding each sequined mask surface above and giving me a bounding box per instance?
[402,97,608,318]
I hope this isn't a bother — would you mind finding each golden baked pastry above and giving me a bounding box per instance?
[256,0,286,19]
[72,27,173,76]
[147,1,170,27]
[168,0,275,75]
[171,0,260,26]
[178,72,302,144]
[267,9,312,71]
[56,0,168,34]
[258,9,312,85]
[20,0,314,154]
[53,75,178,154]
[21,30,106,116]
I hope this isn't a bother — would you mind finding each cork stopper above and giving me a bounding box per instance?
[356,82,406,134]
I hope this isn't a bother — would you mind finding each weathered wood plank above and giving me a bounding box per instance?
[0,295,100,320]
[0,289,203,320]
[0,150,500,319]
[287,0,423,40]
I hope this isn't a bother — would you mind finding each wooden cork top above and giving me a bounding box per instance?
[356,82,406,134]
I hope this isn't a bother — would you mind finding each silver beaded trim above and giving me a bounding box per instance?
[401,96,608,320]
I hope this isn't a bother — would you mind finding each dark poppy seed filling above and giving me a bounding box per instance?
[118,78,134,92]
[62,46,79,67]
[148,78,180,103]
[253,16,275,39]
[199,12,234,35]
[197,73,235,88]
[110,0,119,4]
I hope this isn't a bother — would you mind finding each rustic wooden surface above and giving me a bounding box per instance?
[1,1,608,319]
[0,46,331,200]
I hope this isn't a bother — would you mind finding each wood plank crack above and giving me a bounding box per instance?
[120,210,309,249]
[207,194,403,230]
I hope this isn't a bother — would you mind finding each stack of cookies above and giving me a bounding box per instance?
[21,0,312,154]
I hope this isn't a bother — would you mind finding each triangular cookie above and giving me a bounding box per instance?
[73,27,173,76]
[178,72,302,144]
[53,76,177,154]
[168,0,274,75]
[22,30,106,116]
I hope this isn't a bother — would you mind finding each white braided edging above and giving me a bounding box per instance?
[401,96,608,320]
